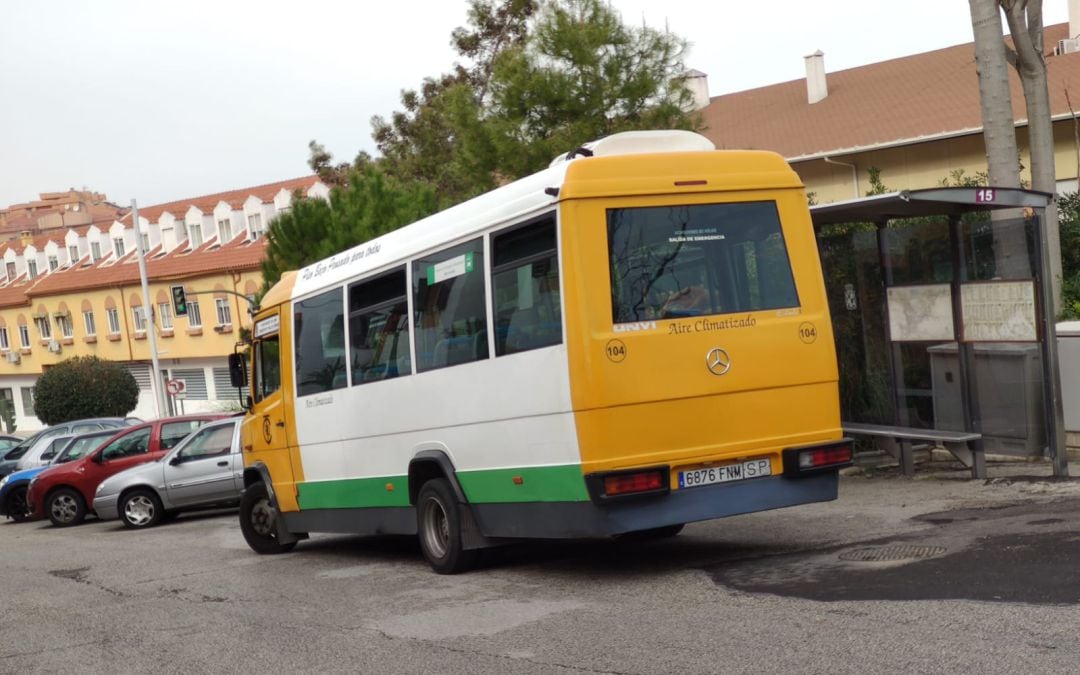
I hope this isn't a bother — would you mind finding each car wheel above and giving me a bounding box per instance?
[120,488,163,529]
[416,478,477,574]
[239,481,296,554]
[47,488,87,528]
[6,485,29,523]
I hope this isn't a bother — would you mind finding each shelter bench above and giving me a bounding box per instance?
[842,422,985,479]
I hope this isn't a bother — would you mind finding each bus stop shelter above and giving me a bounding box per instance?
[811,187,1067,478]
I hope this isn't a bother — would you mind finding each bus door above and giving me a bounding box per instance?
[249,310,300,508]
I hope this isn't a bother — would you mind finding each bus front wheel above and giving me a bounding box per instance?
[417,478,477,574]
[239,482,296,555]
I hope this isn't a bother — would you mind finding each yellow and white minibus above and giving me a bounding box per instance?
[232,130,851,573]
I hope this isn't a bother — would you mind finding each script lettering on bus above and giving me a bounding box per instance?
[300,242,383,282]
[305,393,334,408]
[667,314,757,336]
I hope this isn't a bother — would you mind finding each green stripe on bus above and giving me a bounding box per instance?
[297,476,411,510]
[458,464,588,503]
[296,464,589,510]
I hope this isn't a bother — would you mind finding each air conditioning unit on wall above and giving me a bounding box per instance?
[5,352,20,364]
[47,340,61,353]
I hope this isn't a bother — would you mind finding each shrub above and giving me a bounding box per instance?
[34,356,138,425]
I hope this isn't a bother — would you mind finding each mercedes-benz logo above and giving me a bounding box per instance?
[705,347,731,376]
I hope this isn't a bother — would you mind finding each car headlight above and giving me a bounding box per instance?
[95,482,108,495]
[29,476,38,488]
[0,475,9,489]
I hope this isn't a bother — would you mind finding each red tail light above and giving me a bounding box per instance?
[783,440,854,476]
[603,470,665,497]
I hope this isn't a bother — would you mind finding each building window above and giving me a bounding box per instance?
[247,213,263,239]
[91,241,101,261]
[218,218,233,242]
[0,327,8,350]
[5,262,14,282]
[35,317,51,340]
[113,238,125,258]
[20,387,34,417]
[47,256,58,271]
[189,222,202,248]
[18,325,30,348]
[215,298,232,327]
[131,306,146,333]
[140,232,150,253]
[158,302,173,330]
[68,245,79,263]
[188,300,203,328]
[27,261,37,279]
[106,308,121,335]
[83,311,96,336]
[57,315,73,339]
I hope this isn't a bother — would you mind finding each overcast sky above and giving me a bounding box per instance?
[0,0,1070,208]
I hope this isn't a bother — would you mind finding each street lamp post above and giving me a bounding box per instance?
[131,199,166,419]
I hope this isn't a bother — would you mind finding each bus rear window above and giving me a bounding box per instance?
[607,201,799,323]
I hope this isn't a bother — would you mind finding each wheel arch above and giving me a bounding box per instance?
[408,450,469,505]
[243,463,278,508]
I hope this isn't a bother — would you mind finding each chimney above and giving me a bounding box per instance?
[682,69,711,111]
[804,50,827,104]
[19,230,33,247]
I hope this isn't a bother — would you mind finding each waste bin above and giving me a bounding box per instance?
[928,342,1044,456]
[1056,321,1080,432]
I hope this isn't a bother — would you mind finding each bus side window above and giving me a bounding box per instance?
[412,238,487,372]
[492,217,561,356]
[295,288,348,396]
[349,267,410,383]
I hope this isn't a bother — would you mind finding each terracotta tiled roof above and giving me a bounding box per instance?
[135,176,319,223]
[22,237,267,298]
[701,23,1080,160]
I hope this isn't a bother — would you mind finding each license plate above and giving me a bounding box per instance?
[678,459,771,489]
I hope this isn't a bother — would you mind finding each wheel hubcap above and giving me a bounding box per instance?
[51,495,77,523]
[250,498,276,537]
[124,495,155,526]
[420,498,449,559]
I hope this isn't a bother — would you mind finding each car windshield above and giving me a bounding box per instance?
[3,438,36,461]
[56,435,108,463]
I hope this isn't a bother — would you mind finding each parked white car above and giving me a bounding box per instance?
[93,418,242,528]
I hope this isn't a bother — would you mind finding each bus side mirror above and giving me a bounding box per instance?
[228,353,247,388]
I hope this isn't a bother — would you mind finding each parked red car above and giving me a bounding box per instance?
[27,415,227,527]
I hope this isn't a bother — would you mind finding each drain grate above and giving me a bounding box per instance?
[839,544,947,562]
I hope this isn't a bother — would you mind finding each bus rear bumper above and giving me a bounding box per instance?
[470,471,839,539]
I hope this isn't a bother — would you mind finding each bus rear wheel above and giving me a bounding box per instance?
[239,482,296,555]
[417,478,477,574]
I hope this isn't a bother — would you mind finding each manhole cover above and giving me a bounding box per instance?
[839,545,947,562]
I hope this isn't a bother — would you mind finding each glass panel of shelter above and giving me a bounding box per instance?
[819,211,1046,456]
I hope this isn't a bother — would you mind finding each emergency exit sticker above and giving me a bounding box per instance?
[427,252,474,285]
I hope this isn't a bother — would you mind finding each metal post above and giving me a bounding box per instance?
[132,200,166,420]
[1033,212,1069,477]
[948,216,984,473]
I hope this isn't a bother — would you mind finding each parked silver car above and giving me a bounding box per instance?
[93,418,242,528]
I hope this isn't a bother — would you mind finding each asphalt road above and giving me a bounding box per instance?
[1,464,1079,674]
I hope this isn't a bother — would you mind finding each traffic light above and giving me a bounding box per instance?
[171,285,188,316]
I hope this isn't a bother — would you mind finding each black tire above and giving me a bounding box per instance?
[47,488,87,528]
[239,481,296,554]
[119,488,164,529]
[6,485,29,523]
[416,478,477,574]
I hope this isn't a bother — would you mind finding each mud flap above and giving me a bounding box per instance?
[459,500,504,550]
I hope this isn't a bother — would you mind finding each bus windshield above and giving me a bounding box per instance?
[607,201,799,322]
